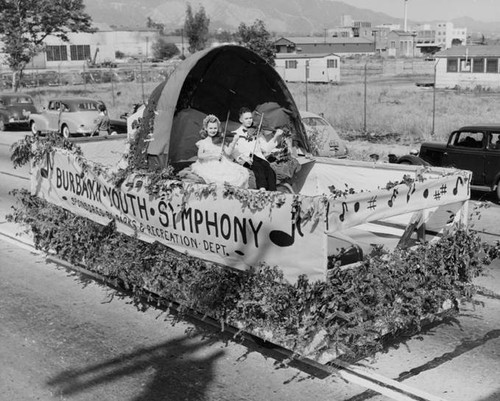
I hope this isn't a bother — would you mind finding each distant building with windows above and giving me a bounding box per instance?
[274,53,340,83]
[273,37,374,57]
[413,24,441,55]
[386,31,416,57]
[328,15,373,39]
[0,26,160,71]
[435,22,467,49]
[434,45,500,89]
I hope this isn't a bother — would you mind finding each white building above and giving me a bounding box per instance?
[274,53,340,83]
[1,26,159,71]
[435,45,500,90]
[435,22,467,49]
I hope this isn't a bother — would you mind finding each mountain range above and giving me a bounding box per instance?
[83,0,500,36]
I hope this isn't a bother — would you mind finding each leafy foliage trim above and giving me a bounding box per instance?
[7,189,493,361]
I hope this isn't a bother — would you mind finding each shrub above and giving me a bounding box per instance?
[7,188,493,361]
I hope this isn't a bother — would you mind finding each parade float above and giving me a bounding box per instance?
[16,45,484,361]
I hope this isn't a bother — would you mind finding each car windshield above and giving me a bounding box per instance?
[302,117,329,128]
[78,102,99,111]
[14,97,33,104]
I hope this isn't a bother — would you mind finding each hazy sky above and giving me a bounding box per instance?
[341,0,500,22]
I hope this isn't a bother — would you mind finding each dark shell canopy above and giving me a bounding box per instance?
[140,45,310,166]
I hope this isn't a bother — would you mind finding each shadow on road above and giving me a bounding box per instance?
[46,336,224,401]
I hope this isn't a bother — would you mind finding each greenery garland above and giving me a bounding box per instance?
[7,188,494,361]
[8,132,493,361]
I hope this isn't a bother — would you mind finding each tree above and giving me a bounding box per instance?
[0,0,94,91]
[237,19,275,66]
[184,3,210,54]
[213,29,237,44]
[152,37,180,60]
[146,17,165,35]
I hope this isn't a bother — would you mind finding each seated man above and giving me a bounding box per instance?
[231,107,277,190]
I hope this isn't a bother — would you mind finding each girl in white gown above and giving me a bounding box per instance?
[191,115,249,188]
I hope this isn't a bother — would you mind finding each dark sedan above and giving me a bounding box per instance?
[0,93,38,131]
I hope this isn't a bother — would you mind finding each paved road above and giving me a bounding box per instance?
[1,130,500,401]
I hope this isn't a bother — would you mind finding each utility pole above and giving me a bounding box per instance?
[403,0,408,32]
[431,59,438,136]
[363,61,367,133]
[181,28,185,58]
[305,60,309,111]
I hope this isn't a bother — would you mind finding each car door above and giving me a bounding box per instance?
[444,130,485,186]
[484,131,500,188]
[46,100,61,131]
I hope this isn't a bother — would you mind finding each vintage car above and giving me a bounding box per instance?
[300,110,348,158]
[391,125,500,199]
[416,125,500,199]
[0,93,38,131]
[29,97,127,138]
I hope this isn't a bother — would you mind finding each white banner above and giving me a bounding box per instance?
[326,173,471,232]
[31,150,328,283]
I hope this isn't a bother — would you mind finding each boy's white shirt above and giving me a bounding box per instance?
[231,125,265,163]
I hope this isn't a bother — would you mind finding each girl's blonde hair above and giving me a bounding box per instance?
[200,114,221,140]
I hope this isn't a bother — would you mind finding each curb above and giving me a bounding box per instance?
[0,223,38,253]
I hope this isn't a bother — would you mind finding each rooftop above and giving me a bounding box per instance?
[435,45,500,58]
[274,36,374,45]
[275,53,338,59]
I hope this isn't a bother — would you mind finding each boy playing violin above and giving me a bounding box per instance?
[231,107,277,191]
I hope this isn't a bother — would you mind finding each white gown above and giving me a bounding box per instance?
[191,137,249,188]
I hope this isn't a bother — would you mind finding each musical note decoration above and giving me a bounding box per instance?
[269,208,304,247]
[453,176,463,195]
[339,202,348,222]
[388,188,398,207]
[406,184,416,202]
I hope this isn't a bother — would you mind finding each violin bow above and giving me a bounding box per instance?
[219,109,231,161]
[249,112,264,164]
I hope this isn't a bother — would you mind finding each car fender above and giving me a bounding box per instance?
[60,113,97,133]
[397,154,430,166]
[492,171,500,190]
[0,110,8,122]
[29,113,50,131]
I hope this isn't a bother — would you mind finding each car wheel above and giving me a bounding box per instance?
[0,119,5,132]
[61,125,71,139]
[30,121,40,135]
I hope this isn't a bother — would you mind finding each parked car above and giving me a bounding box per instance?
[299,110,348,158]
[397,125,500,199]
[29,97,127,138]
[0,93,38,131]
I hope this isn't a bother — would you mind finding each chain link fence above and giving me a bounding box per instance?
[0,63,179,91]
